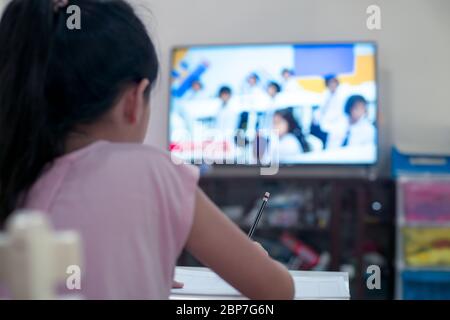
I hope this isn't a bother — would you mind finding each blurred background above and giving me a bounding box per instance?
[142,0,450,168]
[2,0,449,300]
[135,0,450,300]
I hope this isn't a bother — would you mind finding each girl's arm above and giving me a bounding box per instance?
[185,188,295,300]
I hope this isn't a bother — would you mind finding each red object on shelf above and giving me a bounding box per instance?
[280,232,320,269]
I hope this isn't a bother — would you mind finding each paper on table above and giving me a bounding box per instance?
[294,275,349,299]
[173,268,240,297]
[172,267,350,299]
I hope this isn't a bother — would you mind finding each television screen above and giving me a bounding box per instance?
[169,43,377,166]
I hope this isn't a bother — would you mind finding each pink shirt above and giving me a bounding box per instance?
[24,141,199,299]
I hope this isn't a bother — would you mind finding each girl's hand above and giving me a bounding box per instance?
[186,188,294,299]
[172,245,265,289]
[253,241,269,256]
[172,280,184,289]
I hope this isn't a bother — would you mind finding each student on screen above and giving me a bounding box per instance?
[218,86,232,106]
[280,68,302,92]
[242,72,258,92]
[215,86,239,136]
[326,94,376,148]
[184,79,206,100]
[272,108,311,159]
[241,72,266,98]
[267,81,281,99]
[311,75,347,148]
[259,81,282,131]
[0,0,294,300]
[340,95,376,147]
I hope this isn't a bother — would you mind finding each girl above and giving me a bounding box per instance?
[0,0,294,299]
[272,108,312,159]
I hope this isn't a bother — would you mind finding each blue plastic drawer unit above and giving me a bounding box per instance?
[402,271,450,300]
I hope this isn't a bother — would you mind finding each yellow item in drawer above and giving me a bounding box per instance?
[403,228,450,266]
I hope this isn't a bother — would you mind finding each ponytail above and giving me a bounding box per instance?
[0,0,60,225]
[0,0,159,226]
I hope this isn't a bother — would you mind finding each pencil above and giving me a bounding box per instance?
[248,192,270,239]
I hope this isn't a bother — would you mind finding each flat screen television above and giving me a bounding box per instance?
[169,42,378,166]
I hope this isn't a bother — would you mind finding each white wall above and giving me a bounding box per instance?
[135,0,450,176]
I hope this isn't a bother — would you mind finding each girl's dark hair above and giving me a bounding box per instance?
[344,95,367,116]
[274,108,311,153]
[281,68,294,76]
[218,86,232,97]
[268,81,281,94]
[324,74,338,87]
[0,0,159,225]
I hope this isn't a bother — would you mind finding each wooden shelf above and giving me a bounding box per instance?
[178,176,397,299]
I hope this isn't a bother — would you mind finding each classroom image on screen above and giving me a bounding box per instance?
[169,43,377,165]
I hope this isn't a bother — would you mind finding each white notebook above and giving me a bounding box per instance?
[171,267,350,300]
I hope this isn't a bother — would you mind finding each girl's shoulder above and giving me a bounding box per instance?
[53,140,198,185]
[27,140,199,212]
[58,140,173,168]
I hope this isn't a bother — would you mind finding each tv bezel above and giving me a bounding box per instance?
[167,41,379,168]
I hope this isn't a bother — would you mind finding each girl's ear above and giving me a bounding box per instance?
[123,79,150,124]
[136,78,150,107]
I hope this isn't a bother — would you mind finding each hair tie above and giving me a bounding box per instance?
[53,0,69,12]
